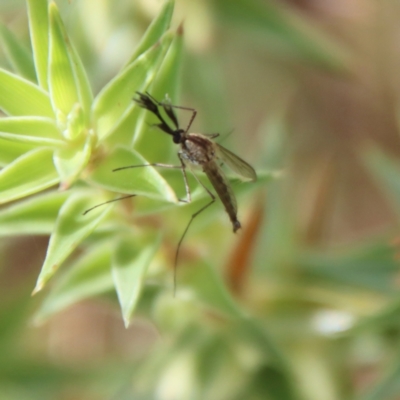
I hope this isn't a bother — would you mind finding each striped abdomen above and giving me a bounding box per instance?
[204,162,241,232]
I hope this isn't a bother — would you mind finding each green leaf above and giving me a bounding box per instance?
[0,148,59,205]
[364,147,400,217]
[0,138,35,166]
[92,31,173,141]
[86,146,177,202]
[298,241,399,294]
[0,116,64,146]
[0,191,68,236]
[48,2,80,117]
[63,103,86,141]
[123,168,274,219]
[181,260,243,319]
[53,132,93,188]
[109,26,183,149]
[0,23,36,82]
[27,0,49,90]
[66,36,93,124]
[352,297,400,334]
[34,244,114,324]
[215,0,351,72]
[33,191,114,293]
[104,103,142,148]
[239,364,297,400]
[0,68,53,117]
[148,24,183,108]
[232,318,294,376]
[112,232,161,327]
[133,26,184,161]
[123,0,174,67]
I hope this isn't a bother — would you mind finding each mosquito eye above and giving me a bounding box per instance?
[173,135,180,144]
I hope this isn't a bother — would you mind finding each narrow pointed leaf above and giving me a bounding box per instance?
[53,133,93,188]
[105,104,142,147]
[27,0,49,89]
[87,146,177,202]
[34,244,114,323]
[0,191,68,236]
[112,232,161,327]
[33,191,114,293]
[0,138,35,166]
[181,260,243,319]
[92,31,173,140]
[67,37,93,123]
[148,24,183,113]
[232,318,294,377]
[0,148,59,205]
[0,23,36,81]
[364,147,400,216]
[48,2,79,116]
[107,28,183,147]
[134,26,184,160]
[298,241,399,293]
[124,0,174,67]
[0,116,64,146]
[0,68,53,117]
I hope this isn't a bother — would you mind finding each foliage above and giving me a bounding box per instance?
[0,0,400,400]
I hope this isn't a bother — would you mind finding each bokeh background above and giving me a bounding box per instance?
[2,0,400,399]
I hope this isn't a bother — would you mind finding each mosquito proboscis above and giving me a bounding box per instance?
[84,92,257,291]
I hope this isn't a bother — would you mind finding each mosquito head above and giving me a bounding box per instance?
[173,128,185,144]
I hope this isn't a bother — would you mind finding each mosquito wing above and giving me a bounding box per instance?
[215,143,257,181]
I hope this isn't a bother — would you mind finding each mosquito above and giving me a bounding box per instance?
[85,92,257,289]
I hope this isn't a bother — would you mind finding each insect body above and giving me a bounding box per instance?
[86,92,257,290]
[133,92,257,236]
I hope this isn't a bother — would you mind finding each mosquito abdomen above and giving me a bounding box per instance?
[205,163,241,233]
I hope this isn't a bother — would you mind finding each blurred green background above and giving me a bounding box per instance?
[2,0,400,399]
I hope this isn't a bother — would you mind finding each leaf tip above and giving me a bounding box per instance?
[123,316,131,329]
[49,1,58,14]
[177,21,184,36]
[31,283,43,296]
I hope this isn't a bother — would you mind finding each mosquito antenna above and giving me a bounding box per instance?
[134,92,175,136]
[160,99,180,130]
[82,194,136,215]
[173,199,215,295]
[144,91,161,105]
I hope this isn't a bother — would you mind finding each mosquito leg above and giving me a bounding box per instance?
[174,198,215,295]
[177,154,191,203]
[82,194,136,215]
[113,161,192,204]
[173,166,216,294]
[113,163,182,172]
[165,104,197,133]
[84,160,190,214]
